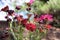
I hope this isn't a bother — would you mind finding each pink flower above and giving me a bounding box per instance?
[39,14,53,21]
[29,0,34,4]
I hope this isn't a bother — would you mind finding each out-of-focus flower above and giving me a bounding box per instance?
[17,15,23,22]
[15,6,21,10]
[29,0,34,4]
[45,24,52,30]
[7,18,12,22]
[25,23,36,31]
[26,7,31,11]
[34,18,39,22]
[21,19,28,25]
[7,10,14,16]
[5,16,8,19]
[34,13,39,22]
[39,14,53,22]
[1,5,9,12]
[34,14,38,18]
[26,3,31,7]
[25,0,34,7]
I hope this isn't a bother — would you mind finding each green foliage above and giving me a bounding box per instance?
[32,0,45,14]
[47,0,60,10]
[32,0,60,14]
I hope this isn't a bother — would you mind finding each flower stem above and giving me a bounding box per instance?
[10,22,17,40]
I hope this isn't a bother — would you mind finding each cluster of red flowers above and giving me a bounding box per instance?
[1,5,52,32]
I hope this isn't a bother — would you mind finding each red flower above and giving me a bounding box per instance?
[17,15,23,22]
[21,19,28,25]
[25,23,36,31]
[1,5,9,12]
[45,24,52,30]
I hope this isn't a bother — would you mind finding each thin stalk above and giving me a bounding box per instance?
[18,24,23,40]
[10,22,17,40]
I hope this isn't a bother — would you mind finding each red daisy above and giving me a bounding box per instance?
[25,23,36,32]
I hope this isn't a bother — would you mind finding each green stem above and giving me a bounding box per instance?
[18,24,23,40]
[10,22,17,40]
[29,31,33,40]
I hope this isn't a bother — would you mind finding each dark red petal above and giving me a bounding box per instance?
[25,23,36,32]
[21,19,28,25]
[7,18,12,22]
[16,6,21,10]
[5,16,8,19]
[7,10,14,15]
[1,6,9,12]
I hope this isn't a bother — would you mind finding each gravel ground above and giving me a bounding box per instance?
[41,27,60,40]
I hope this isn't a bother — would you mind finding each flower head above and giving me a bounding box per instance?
[17,15,23,22]
[7,18,12,22]
[5,16,8,19]
[39,14,53,22]
[26,7,31,11]
[21,19,28,25]
[1,6,9,12]
[7,10,14,16]
[29,0,34,4]
[25,23,36,31]
[26,3,31,7]
[15,6,21,10]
